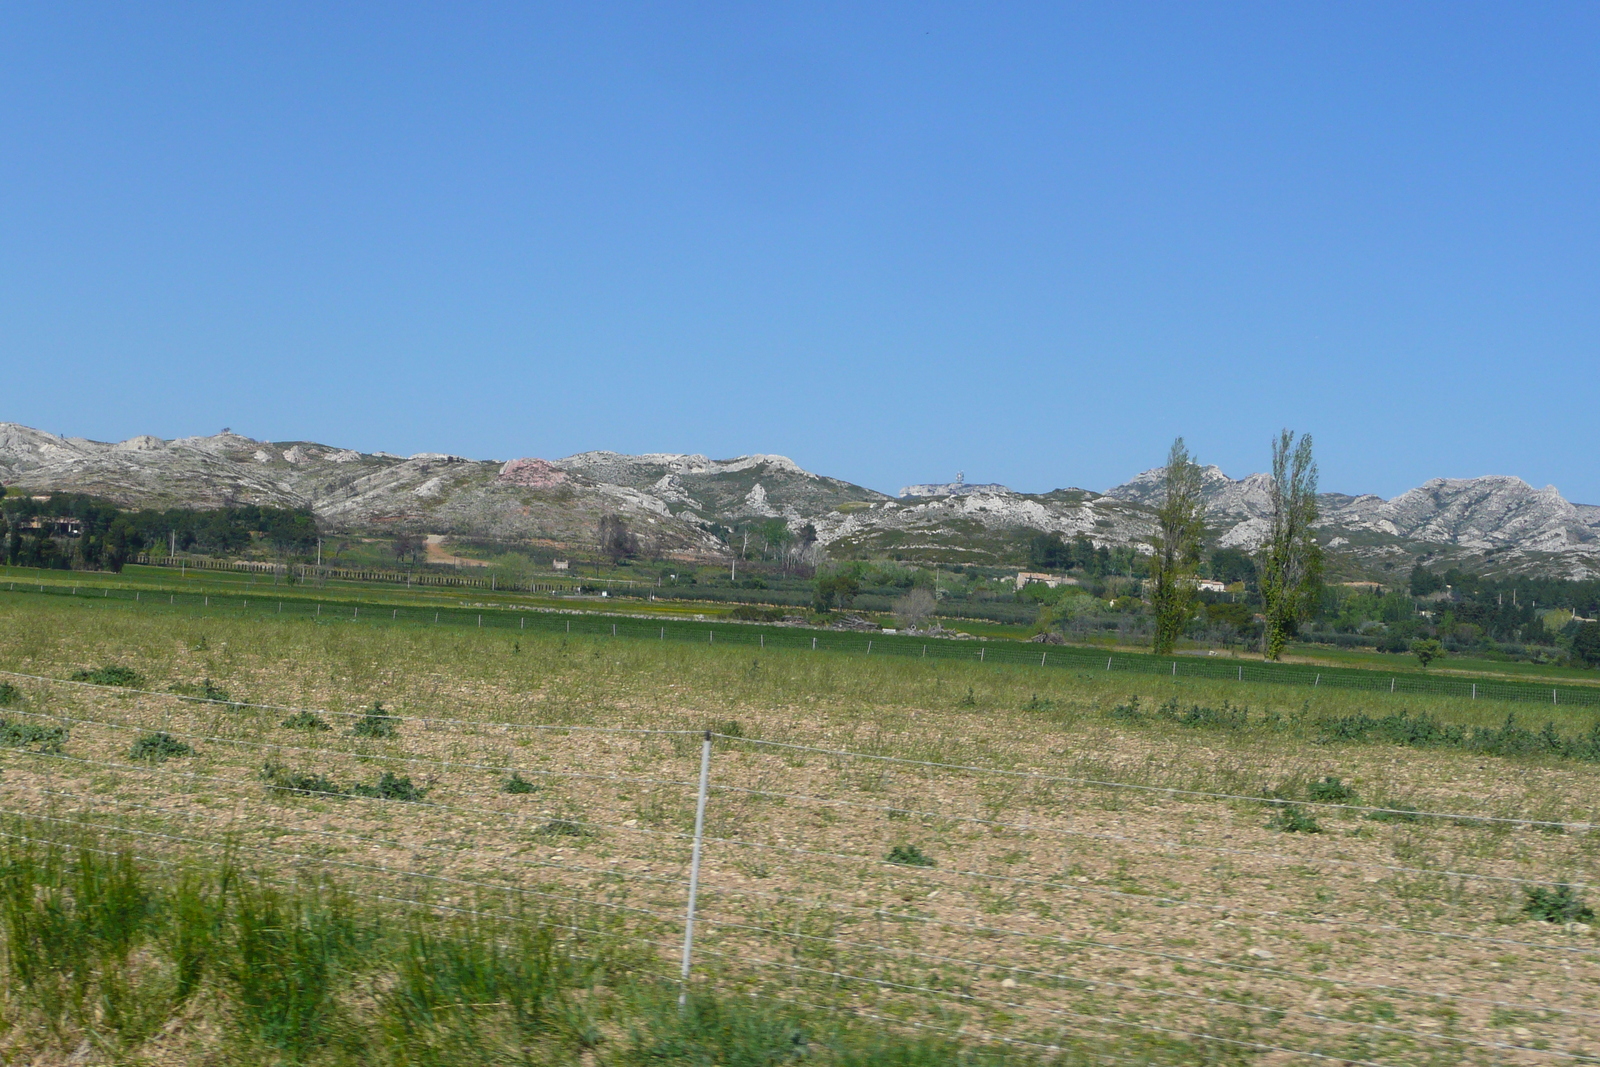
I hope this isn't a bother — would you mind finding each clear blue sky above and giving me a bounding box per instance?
[3,3,1596,501]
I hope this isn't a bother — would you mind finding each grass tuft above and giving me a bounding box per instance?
[886,844,935,867]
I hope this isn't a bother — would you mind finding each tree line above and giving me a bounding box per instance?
[0,494,319,572]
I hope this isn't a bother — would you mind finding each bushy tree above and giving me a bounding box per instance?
[1411,638,1444,668]
[894,587,937,630]
[1574,621,1600,668]
[1258,430,1322,661]
[1147,438,1207,655]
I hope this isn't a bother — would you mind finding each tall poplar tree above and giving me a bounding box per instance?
[1259,429,1322,660]
[1148,437,1207,655]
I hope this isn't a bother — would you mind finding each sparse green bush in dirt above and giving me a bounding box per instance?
[351,772,427,802]
[537,819,591,838]
[958,687,976,708]
[1307,775,1358,803]
[713,719,745,738]
[0,717,67,753]
[70,664,144,688]
[503,772,541,794]
[1108,695,1143,720]
[0,682,19,705]
[351,700,399,739]
[282,710,333,731]
[886,844,935,867]
[1523,884,1595,924]
[128,731,194,762]
[1265,802,1321,833]
[1020,693,1057,711]
[260,762,347,797]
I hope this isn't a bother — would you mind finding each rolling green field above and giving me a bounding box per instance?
[0,588,1599,1064]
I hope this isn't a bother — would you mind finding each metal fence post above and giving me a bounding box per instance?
[680,730,713,1007]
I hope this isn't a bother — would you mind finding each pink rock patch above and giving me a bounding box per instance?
[498,458,567,489]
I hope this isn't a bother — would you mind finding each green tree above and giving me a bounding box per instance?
[1410,638,1444,668]
[1573,621,1600,668]
[1258,429,1322,661]
[1147,438,1207,655]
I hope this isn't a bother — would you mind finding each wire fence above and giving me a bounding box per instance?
[5,577,1600,710]
[0,669,1596,1062]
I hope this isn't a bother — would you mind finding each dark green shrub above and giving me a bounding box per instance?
[70,665,144,688]
[1266,803,1321,833]
[281,711,332,731]
[1524,884,1595,924]
[0,718,67,753]
[351,772,426,802]
[713,719,744,738]
[886,844,934,867]
[1021,694,1058,711]
[1108,696,1142,721]
[350,701,398,739]
[129,731,194,762]
[503,772,540,794]
[1307,776,1357,803]
[0,682,19,706]
[260,762,346,797]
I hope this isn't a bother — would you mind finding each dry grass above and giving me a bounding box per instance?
[1,596,1599,1064]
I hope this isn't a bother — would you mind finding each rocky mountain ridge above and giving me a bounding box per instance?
[2,423,1596,579]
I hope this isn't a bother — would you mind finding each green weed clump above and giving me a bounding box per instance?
[0,682,19,705]
[886,844,935,867]
[70,665,144,688]
[281,711,333,731]
[0,718,67,753]
[260,762,346,797]
[1320,710,1600,762]
[503,772,541,794]
[537,819,591,838]
[351,701,399,739]
[128,731,194,762]
[1523,885,1595,924]
[1307,776,1358,803]
[1107,696,1251,729]
[1266,803,1321,833]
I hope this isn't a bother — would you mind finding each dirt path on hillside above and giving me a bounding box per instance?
[423,533,492,568]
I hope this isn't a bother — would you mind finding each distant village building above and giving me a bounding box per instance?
[1193,578,1228,594]
[900,471,1013,499]
[551,559,570,571]
[1015,571,1078,591]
